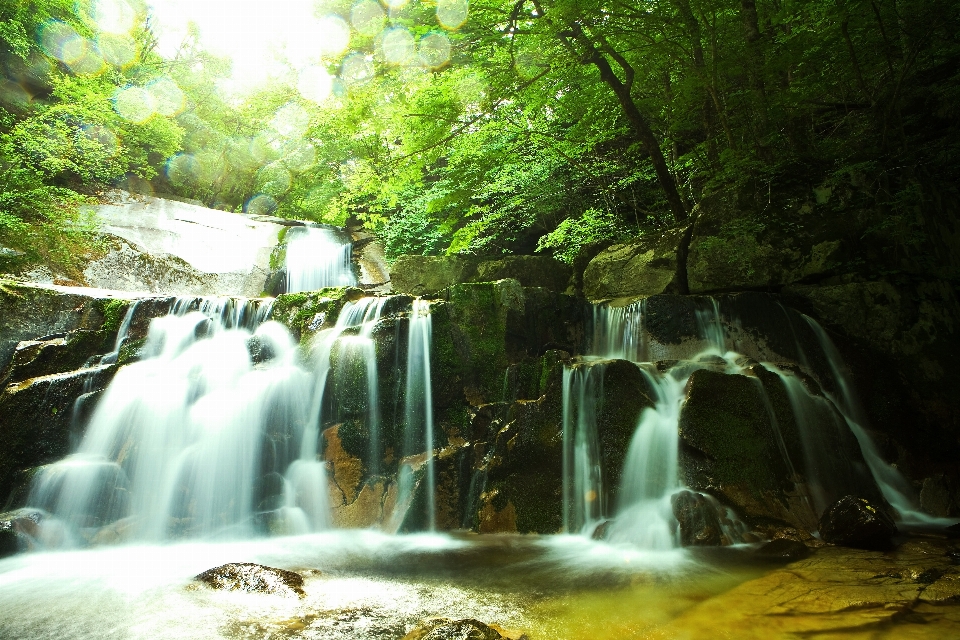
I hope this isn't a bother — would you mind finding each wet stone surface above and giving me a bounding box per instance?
[195,563,306,598]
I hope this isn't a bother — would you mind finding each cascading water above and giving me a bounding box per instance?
[27,297,318,543]
[399,299,436,531]
[284,226,356,293]
[565,297,744,547]
[562,365,604,533]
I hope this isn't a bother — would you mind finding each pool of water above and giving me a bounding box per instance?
[0,532,956,639]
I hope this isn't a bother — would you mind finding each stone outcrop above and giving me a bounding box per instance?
[582,229,685,301]
[194,563,305,597]
[390,255,571,296]
[819,495,898,550]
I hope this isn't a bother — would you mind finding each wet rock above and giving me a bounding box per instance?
[0,366,116,507]
[402,618,522,640]
[582,229,685,301]
[660,538,960,637]
[0,280,124,370]
[270,287,363,344]
[194,563,305,597]
[671,490,723,546]
[754,539,811,562]
[819,495,897,550]
[1,330,113,386]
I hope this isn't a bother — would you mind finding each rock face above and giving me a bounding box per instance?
[83,191,284,297]
[390,255,571,296]
[194,563,305,597]
[819,495,898,550]
[582,229,685,301]
[671,490,723,546]
[402,618,517,640]
[677,366,886,533]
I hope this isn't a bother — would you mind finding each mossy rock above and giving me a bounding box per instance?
[583,229,685,301]
[0,365,117,506]
[0,281,126,370]
[391,255,481,296]
[270,287,363,344]
[436,279,524,405]
[471,256,572,293]
[0,329,114,386]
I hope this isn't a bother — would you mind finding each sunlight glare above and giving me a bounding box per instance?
[437,0,469,30]
[418,32,451,69]
[297,66,334,104]
[149,1,351,95]
[148,77,186,116]
[97,32,138,67]
[351,0,386,37]
[113,85,156,122]
[380,27,415,65]
[90,0,139,34]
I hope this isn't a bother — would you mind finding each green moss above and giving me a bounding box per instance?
[269,226,290,271]
[100,298,128,333]
[271,287,358,344]
[117,337,146,366]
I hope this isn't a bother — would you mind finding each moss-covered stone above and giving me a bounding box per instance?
[471,256,572,293]
[583,229,685,301]
[0,365,117,506]
[391,255,482,296]
[437,279,523,404]
[0,330,114,386]
[0,281,127,370]
[270,287,363,344]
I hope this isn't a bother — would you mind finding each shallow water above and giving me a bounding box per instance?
[1,533,957,639]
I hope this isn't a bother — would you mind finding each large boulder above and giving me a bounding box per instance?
[582,229,685,301]
[83,190,285,297]
[677,366,886,533]
[0,280,129,371]
[194,563,305,597]
[685,191,848,294]
[0,366,116,508]
[391,255,571,296]
[818,495,898,550]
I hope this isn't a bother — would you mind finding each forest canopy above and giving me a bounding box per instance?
[1,0,958,272]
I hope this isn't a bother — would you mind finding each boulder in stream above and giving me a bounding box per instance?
[818,495,897,550]
[194,563,305,597]
[402,618,526,640]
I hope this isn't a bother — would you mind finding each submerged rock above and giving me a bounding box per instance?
[671,490,723,546]
[754,539,811,562]
[819,495,897,550]
[402,618,525,640]
[194,563,305,597]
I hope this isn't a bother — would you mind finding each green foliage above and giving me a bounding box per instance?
[536,209,630,265]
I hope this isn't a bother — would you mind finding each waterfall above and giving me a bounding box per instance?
[800,316,952,526]
[562,365,605,533]
[27,297,315,543]
[284,226,356,293]
[401,299,436,531]
[606,368,684,549]
[564,297,745,547]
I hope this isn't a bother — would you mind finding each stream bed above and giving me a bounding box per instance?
[1,532,958,639]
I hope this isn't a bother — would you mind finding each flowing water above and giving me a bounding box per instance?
[27,298,312,543]
[563,299,739,547]
[284,226,356,293]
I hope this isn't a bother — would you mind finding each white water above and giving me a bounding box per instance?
[284,226,356,293]
[27,298,320,543]
[566,299,736,546]
[400,299,436,530]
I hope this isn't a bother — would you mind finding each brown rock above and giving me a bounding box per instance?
[194,563,305,597]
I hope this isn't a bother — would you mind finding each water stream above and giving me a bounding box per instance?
[284,226,356,293]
